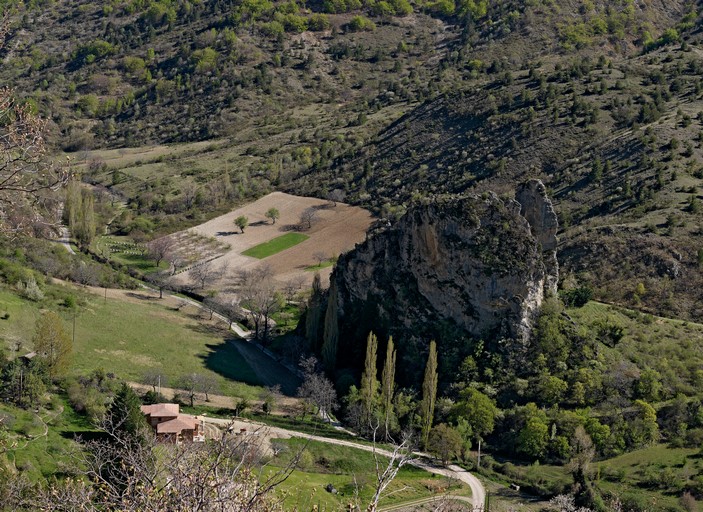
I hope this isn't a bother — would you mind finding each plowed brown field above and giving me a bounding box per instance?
[179,192,373,288]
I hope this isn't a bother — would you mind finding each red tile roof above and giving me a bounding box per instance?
[156,415,199,434]
[140,403,180,418]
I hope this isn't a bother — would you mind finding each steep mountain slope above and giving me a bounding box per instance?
[293,17,703,321]
[2,0,700,319]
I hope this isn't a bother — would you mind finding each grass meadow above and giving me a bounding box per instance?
[0,285,267,400]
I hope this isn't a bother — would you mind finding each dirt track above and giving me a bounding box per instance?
[178,192,373,288]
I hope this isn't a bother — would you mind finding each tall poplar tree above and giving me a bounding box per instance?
[359,331,379,428]
[420,340,438,448]
[381,336,396,439]
[321,279,339,372]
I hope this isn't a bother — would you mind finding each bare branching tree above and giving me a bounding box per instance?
[141,371,167,394]
[367,429,415,512]
[0,86,70,235]
[299,206,318,231]
[146,236,175,268]
[237,266,284,341]
[189,259,228,290]
[146,270,176,299]
[313,251,329,266]
[14,420,298,511]
[297,356,338,422]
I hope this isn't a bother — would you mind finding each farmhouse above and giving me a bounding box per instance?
[140,403,205,444]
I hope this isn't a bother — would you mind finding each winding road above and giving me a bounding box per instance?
[202,416,485,511]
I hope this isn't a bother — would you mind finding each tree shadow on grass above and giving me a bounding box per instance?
[201,338,301,396]
[126,292,159,301]
[200,340,263,388]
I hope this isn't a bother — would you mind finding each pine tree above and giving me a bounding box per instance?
[33,311,72,379]
[109,383,149,443]
[305,273,323,351]
[321,279,339,372]
[420,340,438,448]
[381,336,396,439]
[359,331,379,428]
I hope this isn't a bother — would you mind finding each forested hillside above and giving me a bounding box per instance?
[3,0,703,510]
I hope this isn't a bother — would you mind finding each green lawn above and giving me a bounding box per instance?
[269,438,469,510]
[0,285,267,400]
[241,233,309,259]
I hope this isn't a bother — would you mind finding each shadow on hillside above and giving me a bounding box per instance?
[201,338,301,396]
[200,340,264,388]
[126,292,159,301]
[61,430,109,443]
[216,231,238,236]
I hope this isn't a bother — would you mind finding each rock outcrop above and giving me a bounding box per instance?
[330,180,558,383]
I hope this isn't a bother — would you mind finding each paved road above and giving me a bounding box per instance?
[203,417,485,511]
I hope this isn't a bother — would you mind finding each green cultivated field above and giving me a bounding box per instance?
[241,233,309,259]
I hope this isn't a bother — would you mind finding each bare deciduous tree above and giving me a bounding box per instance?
[297,356,338,422]
[299,206,318,230]
[13,419,299,511]
[313,251,329,266]
[0,84,70,235]
[141,371,167,394]
[367,429,415,512]
[145,270,175,299]
[238,266,284,342]
[189,259,228,290]
[146,236,175,268]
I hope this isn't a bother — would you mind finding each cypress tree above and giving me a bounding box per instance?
[321,279,339,372]
[359,331,379,428]
[381,335,396,439]
[305,273,323,351]
[420,340,438,448]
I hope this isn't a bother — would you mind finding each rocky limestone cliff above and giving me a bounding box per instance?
[330,180,558,383]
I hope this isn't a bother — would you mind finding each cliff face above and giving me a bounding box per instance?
[331,180,558,382]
